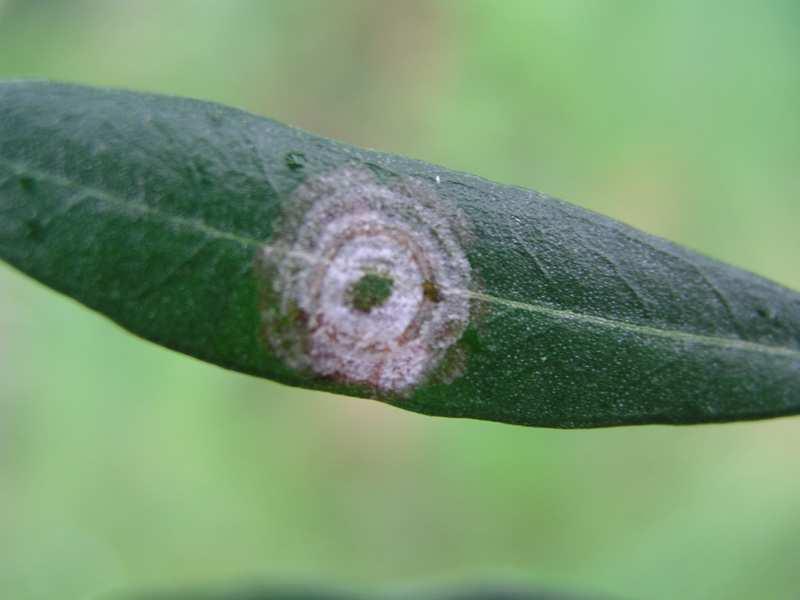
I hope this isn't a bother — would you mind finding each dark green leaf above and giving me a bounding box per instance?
[1,80,798,428]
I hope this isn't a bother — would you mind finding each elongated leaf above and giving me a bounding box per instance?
[1,81,798,428]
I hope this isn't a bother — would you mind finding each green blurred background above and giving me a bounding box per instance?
[1,2,799,599]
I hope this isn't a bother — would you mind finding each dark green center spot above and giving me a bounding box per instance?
[349,273,394,313]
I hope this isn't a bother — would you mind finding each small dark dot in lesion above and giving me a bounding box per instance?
[286,301,308,325]
[422,280,441,303]
[19,176,35,192]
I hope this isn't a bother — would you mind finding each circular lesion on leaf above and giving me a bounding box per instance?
[258,165,474,395]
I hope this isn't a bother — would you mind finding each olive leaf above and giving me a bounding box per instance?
[1,80,798,428]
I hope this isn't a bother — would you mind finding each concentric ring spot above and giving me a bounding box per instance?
[260,166,472,393]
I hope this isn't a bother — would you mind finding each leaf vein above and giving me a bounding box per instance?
[3,155,798,361]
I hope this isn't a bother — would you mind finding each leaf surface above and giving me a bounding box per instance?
[1,81,799,428]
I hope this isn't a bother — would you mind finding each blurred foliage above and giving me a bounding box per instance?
[116,581,610,600]
[0,2,798,599]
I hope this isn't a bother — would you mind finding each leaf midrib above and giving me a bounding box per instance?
[3,155,798,361]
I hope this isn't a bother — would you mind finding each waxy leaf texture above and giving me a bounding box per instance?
[1,81,799,428]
